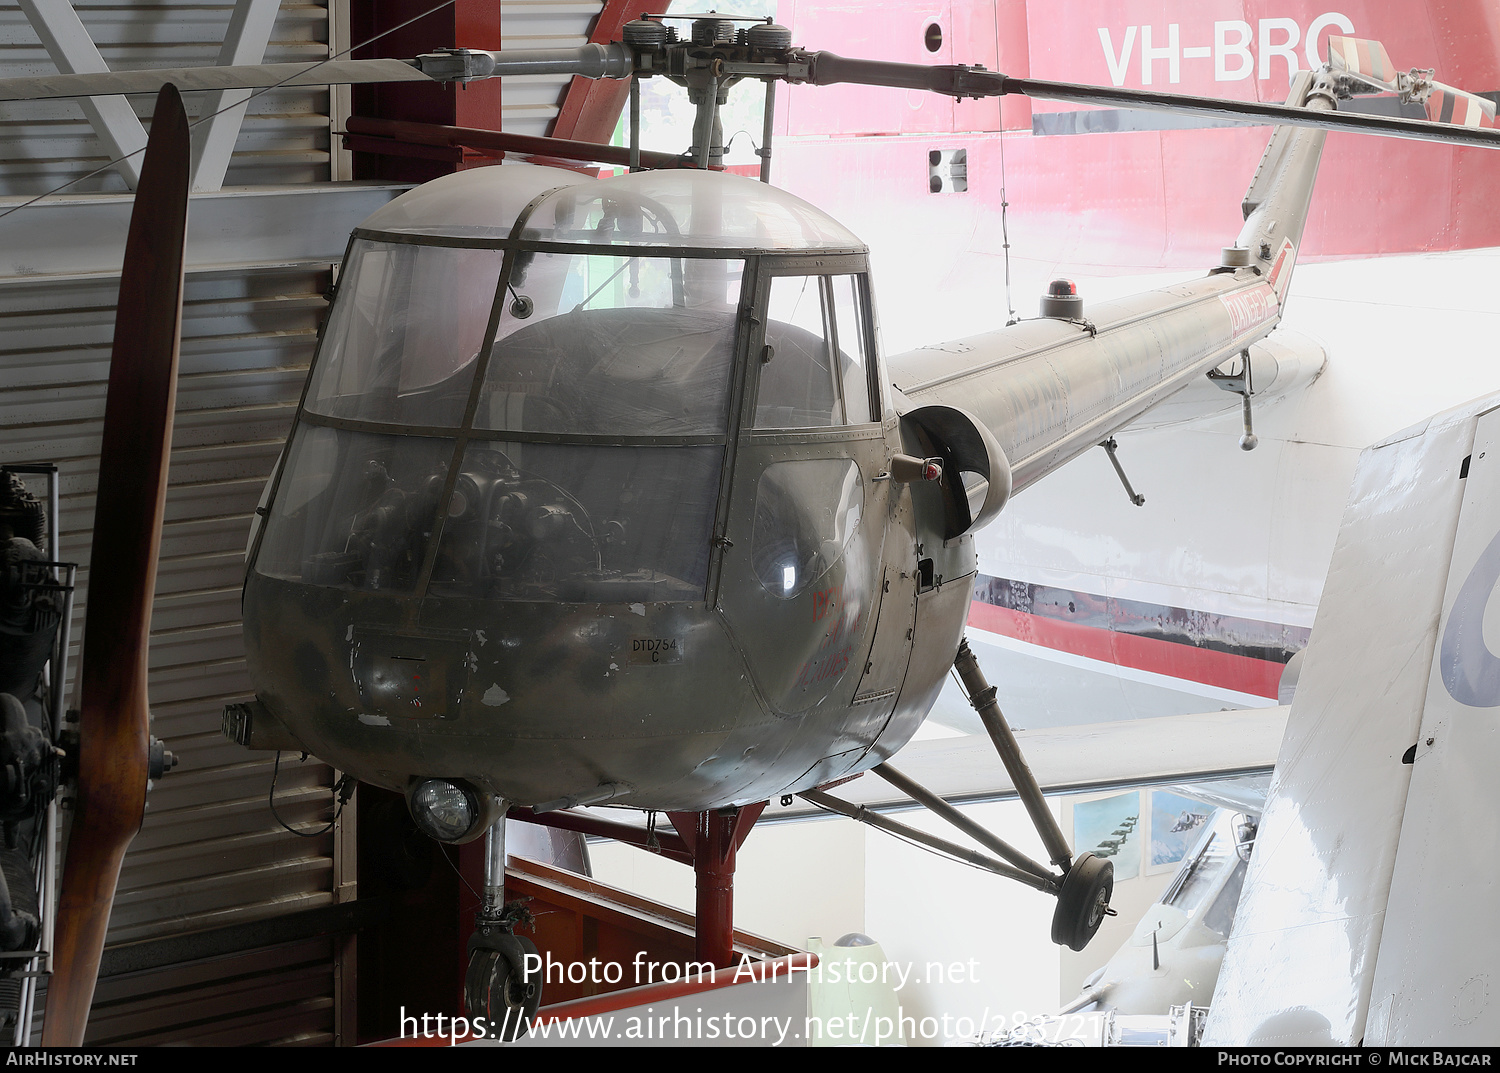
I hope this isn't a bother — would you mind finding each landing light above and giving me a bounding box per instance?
[408,777,492,843]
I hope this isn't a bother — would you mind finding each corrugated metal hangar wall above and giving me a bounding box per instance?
[0,0,601,1045]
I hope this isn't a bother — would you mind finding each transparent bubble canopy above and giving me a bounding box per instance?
[358,162,590,239]
[524,169,864,251]
[357,163,865,252]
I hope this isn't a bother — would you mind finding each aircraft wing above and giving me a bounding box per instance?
[1205,389,1500,1047]
[772,706,1287,822]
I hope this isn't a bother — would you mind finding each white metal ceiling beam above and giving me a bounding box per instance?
[17,0,147,189]
[190,0,282,193]
[0,183,408,283]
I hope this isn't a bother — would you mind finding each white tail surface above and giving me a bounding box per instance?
[1205,392,1500,1045]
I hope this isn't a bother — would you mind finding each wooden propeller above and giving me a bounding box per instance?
[40,84,190,1047]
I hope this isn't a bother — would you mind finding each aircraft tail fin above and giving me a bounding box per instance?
[1233,69,1333,306]
[1235,36,1498,304]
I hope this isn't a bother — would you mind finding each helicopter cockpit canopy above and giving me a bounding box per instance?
[251,164,873,606]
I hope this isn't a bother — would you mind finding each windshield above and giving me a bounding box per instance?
[305,239,506,427]
[477,251,743,437]
[257,242,746,601]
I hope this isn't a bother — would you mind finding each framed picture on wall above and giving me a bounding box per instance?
[1071,790,1140,881]
[1147,789,1214,874]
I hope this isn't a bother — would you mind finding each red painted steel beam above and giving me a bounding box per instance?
[550,0,672,143]
[343,133,463,163]
[514,800,767,970]
[732,802,766,849]
[509,806,694,867]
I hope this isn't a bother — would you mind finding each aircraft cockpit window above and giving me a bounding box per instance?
[1161,809,1235,918]
[830,275,874,424]
[253,425,456,593]
[754,274,875,429]
[476,252,743,437]
[305,239,506,428]
[427,440,721,602]
[751,460,864,599]
[522,169,864,252]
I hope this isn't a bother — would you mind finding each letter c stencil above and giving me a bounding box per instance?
[1439,527,1500,707]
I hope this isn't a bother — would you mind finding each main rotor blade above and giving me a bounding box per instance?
[795,51,1500,152]
[7,36,1496,153]
[1005,75,1500,150]
[1425,81,1497,128]
[40,84,190,1048]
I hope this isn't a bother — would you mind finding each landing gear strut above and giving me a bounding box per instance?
[954,638,1116,951]
[463,802,541,1040]
[801,639,1116,952]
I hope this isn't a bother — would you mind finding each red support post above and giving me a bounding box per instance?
[695,810,736,969]
[667,803,765,968]
[550,0,673,143]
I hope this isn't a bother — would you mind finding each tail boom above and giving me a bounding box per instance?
[890,73,1336,495]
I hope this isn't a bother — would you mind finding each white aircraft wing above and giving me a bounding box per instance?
[773,706,1288,820]
[1206,389,1500,1046]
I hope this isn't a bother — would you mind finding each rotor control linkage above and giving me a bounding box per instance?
[1207,349,1259,451]
[1099,437,1146,507]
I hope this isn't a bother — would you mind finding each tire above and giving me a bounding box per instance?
[1050,851,1113,952]
[464,931,541,1041]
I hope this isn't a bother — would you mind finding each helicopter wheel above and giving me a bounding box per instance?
[1050,851,1114,952]
[463,932,541,1041]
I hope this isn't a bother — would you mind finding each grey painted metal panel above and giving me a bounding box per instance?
[891,275,1270,493]
[0,267,341,955]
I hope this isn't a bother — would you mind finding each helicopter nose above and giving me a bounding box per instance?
[242,575,806,810]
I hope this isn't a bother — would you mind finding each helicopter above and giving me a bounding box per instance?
[4,12,1498,1044]
[230,18,1500,1031]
